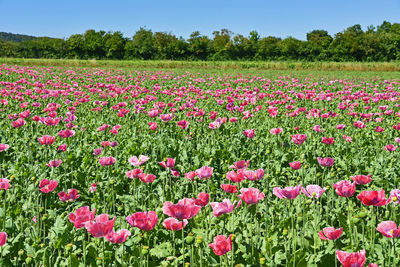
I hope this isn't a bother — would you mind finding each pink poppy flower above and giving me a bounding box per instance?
[343,135,353,142]
[0,179,10,190]
[333,180,356,197]
[160,113,173,122]
[162,198,201,220]
[375,126,385,132]
[162,218,188,231]
[229,160,250,170]
[58,129,76,138]
[185,171,197,181]
[269,128,283,135]
[12,118,26,128]
[99,156,116,166]
[291,134,307,145]
[238,188,265,204]
[210,199,240,217]
[177,120,190,130]
[319,227,343,240]
[384,144,397,151]
[93,148,103,155]
[357,190,390,206]
[126,211,158,231]
[336,124,346,129]
[273,185,302,199]
[209,235,233,256]
[289,161,301,170]
[244,169,264,181]
[138,173,156,183]
[106,229,131,244]
[128,155,149,166]
[351,175,372,185]
[0,144,10,152]
[39,179,58,193]
[243,129,255,139]
[336,250,366,267]
[353,121,366,129]
[46,159,62,168]
[226,170,245,183]
[89,182,98,193]
[196,166,213,180]
[0,232,7,247]
[126,169,143,179]
[313,125,324,132]
[58,189,80,202]
[193,192,209,207]
[85,214,115,237]
[302,185,326,198]
[38,135,55,145]
[69,206,96,229]
[149,122,158,130]
[221,184,238,194]
[317,157,334,167]
[376,221,400,238]
[321,137,335,145]
[57,144,67,152]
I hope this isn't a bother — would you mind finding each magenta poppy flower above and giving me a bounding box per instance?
[317,157,334,167]
[58,189,80,202]
[0,179,10,190]
[128,155,149,166]
[269,128,283,135]
[39,179,58,193]
[384,144,397,151]
[93,148,103,155]
[46,159,62,168]
[376,221,400,238]
[149,122,158,130]
[162,218,188,231]
[162,198,201,220]
[210,199,240,217]
[221,184,238,194]
[177,120,190,130]
[126,211,158,231]
[313,125,323,132]
[336,124,346,129]
[0,232,7,247]
[12,118,26,128]
[336,250,366,267]
[351,175,372,185]
[226,170,245,183]
[209,235,233,256]
[291,134,307,145]
[58,129,76,138]
[321,137,335,145]
[58,144,67,152]
[69,206,96,229]
[353,121,366,129]
[238,188,265,204]
[106,229,131,244]
[85,214,116,238]
[289,161,301,170]
[126,168,143,179]
[193,192,209,207]
[0,144,10,152]
[160,113,173,122]
[38,135,55,145]
[390,189,400,205]
[333,180,356,197]
[243,129,255,139]
[302,185,326,198]
[138,173,156,183]
[184,171,197,181]
[196,166,213,180]
[99,156,116,166]
[357,190,390,206]
[319,227,343,240]
[229,160,250,170]
[273,185,302,199]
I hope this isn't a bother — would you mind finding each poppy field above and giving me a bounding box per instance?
[0,64,400,266]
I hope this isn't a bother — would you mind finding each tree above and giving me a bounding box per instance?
[104,31,126,59]
[124,28,156,60]
[187,31,211,60]
[82,30,106,59]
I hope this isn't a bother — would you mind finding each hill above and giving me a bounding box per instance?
[0,32,38,42]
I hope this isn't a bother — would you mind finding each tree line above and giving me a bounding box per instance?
[1,21,400,61]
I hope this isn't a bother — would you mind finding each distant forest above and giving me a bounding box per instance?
[1,21,400,61]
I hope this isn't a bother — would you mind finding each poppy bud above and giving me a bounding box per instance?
[18,249,24,256]
[142,246,149,255]
[282,229,288,236]
[260,258,266,265]
[196,235,203,244]
[25,257,33,264]
[66,243,72,252]
[185,236,195,245]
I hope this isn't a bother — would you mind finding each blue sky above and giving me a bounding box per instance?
[0,0,399,40]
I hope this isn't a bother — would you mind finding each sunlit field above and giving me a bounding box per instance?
[0,63,399,266]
